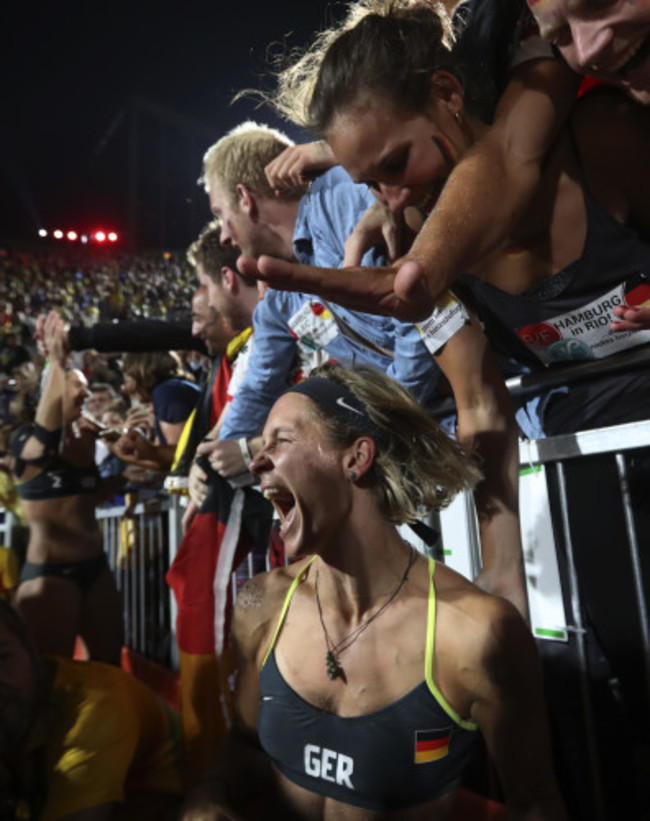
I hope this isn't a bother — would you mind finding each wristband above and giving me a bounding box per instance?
[238,437,252,468]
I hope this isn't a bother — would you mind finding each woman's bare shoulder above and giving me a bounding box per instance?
[232,559,314,654]
[434,561,529,662]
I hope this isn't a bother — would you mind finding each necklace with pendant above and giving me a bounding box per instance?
[314,547,415,681]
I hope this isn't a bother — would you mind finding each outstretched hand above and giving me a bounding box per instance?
[237,255,436,322]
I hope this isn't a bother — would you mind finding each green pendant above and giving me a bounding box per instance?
[326,650,342,680]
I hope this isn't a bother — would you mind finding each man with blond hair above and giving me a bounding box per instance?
[201,121,441,448]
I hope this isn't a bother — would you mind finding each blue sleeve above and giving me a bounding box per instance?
[153,381,200,425]
[387,321,441,409]
[219,291,297,440]
[300,168,386,270]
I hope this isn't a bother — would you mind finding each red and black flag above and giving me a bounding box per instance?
[166,463,272,787]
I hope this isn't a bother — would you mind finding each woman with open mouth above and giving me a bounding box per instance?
[182,363,564,820]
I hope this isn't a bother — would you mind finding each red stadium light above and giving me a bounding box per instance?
[53,229,64,239]
[107,232,118,242]
[94,231,106,243]
[67,231,78,241]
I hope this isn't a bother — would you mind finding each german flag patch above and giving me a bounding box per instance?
[414,728,450,764]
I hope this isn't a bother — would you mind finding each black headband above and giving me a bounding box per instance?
[284,377,381,440]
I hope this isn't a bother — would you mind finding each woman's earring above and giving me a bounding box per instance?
[348,471,357,481]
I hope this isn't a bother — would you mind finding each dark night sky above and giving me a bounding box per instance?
[1,1,336,250]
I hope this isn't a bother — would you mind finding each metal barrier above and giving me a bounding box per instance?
[0,510,15,549]
[438,418,650,820]
[97,494,181,667]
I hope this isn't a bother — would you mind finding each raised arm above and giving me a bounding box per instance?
[19,312,68,465]
[436,316,526,617]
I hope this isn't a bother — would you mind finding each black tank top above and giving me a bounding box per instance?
[463,192,650,434]
[258,558,477,810]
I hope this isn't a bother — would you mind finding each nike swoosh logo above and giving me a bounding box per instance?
[336,397,362,415]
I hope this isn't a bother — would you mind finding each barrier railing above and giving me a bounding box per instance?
[97,495,179,667]
[0,510,15,550]
[439,418,650,820]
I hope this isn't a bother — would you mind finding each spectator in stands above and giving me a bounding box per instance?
[97,401,129,481]
[0,601,183,819]
[528,0,650,337]
[183,220,261,500]
[10,311,125,663]
[113,351,200,473]
[84,382,119,424]
[0,332,30,377]
[528,0,650,105]
[191,220,262,341]
[82,350,121,390]
[85,382,122,473]
[166,228,263,787]
[189,288,234,364]
[182,363,565,821]
[181,348,212,388]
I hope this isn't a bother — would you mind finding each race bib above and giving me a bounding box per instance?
[288,301,339,352]
[516,275,650,364]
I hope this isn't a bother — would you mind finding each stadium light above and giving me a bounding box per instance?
[107,232,118,242]
[67,231,78,241]
[53,229,64,239]
[94,231,106,243]
[38,229,47,238]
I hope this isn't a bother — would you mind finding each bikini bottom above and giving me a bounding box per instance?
[20,553,109,592]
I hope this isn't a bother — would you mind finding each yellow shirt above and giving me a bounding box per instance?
[26,658,182,820]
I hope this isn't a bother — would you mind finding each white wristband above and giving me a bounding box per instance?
[238,437,252,468]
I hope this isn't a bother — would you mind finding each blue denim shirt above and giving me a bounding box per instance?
[219,167,440,440]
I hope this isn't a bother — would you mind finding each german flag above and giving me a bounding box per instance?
[624,274,650,309]
[414,728,451,764]
[166,464,272,789]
